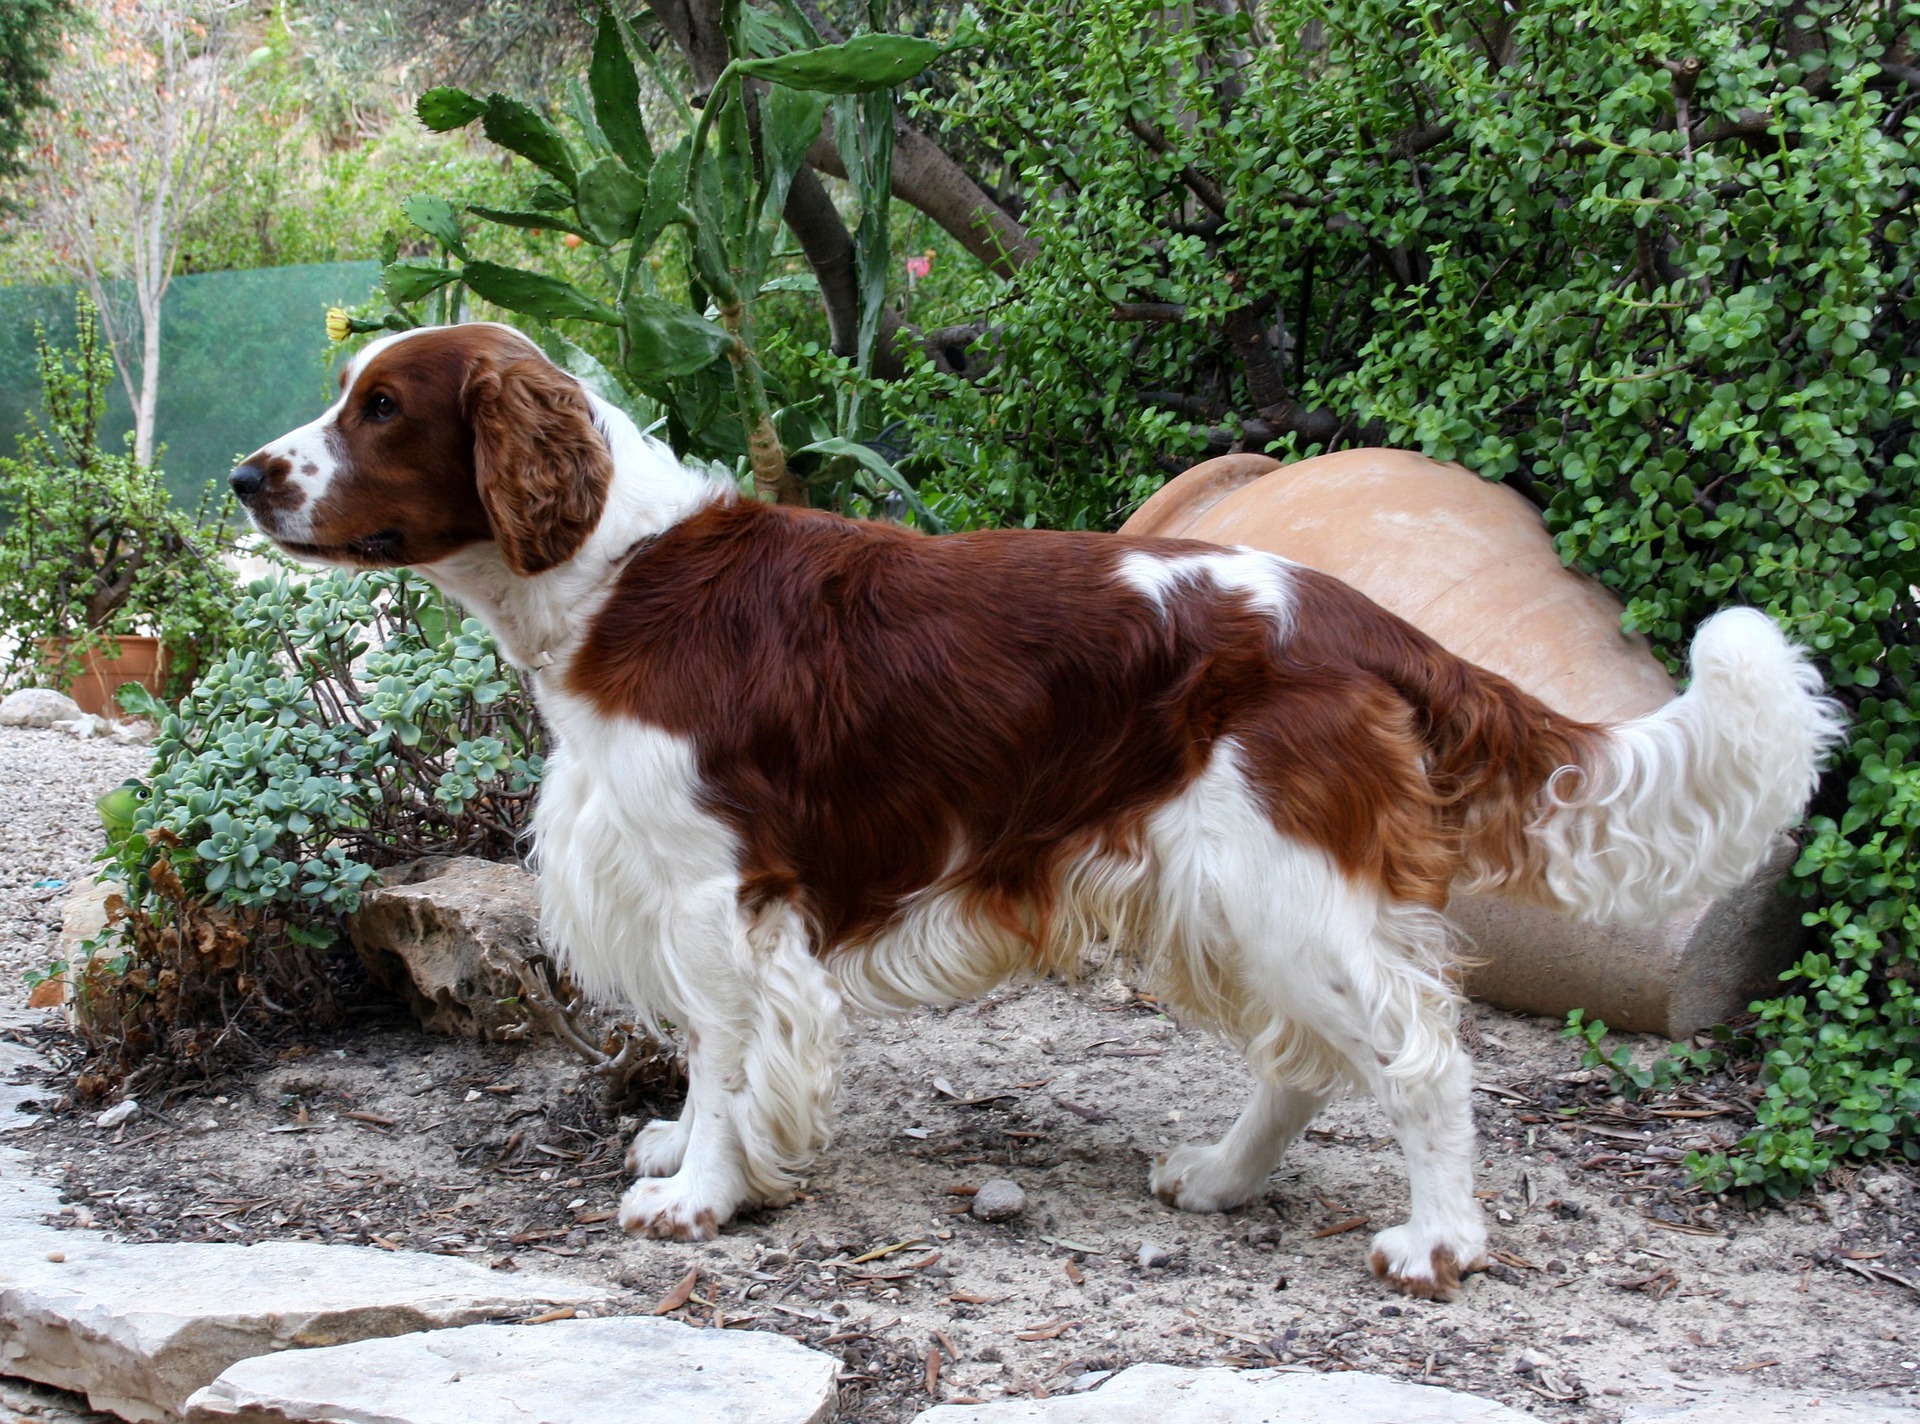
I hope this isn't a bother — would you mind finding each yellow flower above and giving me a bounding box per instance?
[325,307,352,343]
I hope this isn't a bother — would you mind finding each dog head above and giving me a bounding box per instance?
[231,323,612,576]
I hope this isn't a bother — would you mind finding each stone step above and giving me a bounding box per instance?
[183,1316,840,1424]
[0,1233,611,1422]
[912,1363,1532,1422]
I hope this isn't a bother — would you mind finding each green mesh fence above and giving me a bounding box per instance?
[0,261,380,507]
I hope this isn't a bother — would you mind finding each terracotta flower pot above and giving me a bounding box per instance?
[39,635,170,717]
[1123,448,1673,723]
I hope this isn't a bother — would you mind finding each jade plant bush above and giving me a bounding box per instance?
[56,568,544,1087]
[0,299,239,697]
[339,2,946,523]
[883,0,1920,1193]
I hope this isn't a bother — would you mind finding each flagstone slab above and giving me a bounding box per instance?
[183,1316,839,1424]
[913,1363,1533,1422]
[1621,1385,1920,1423]
[0,1234,611,1422]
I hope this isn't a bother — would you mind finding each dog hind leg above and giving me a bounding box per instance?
[1308,902,1486,1300]
[626,1104,695,1177]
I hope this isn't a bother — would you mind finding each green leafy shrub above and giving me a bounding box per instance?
[0,299,238,695]
[894,0,1920,1192]
[65,567,543,1088]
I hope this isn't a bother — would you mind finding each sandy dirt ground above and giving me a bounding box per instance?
[8,980,1918,1423]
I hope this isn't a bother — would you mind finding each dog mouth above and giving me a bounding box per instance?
[275,529,405,564]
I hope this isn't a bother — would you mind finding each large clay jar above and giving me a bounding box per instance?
[1120,450,1804,1037]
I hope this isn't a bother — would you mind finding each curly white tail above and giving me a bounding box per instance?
[1530,609,1846,923]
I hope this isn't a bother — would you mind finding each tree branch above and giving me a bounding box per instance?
[1123,114,1227,215]
[807,116,1038,276]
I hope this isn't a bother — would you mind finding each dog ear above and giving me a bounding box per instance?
[463,353,612,576]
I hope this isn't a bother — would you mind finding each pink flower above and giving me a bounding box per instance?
[906,254,933,281]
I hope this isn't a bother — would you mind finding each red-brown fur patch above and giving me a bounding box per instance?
[566,500,1598,956]
[1369,1243,1487,1301]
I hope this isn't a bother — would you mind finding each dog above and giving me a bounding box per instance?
[232,322,1843,1298]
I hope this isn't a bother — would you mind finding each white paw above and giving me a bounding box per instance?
[618,1173,736,1241]
[1149,1143,1265,1213]
[1366,1222,1487,1301]
[625,1116,689,1177]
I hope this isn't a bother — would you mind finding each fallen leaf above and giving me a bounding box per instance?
[1064,1259,1084,1285]
[924,1345,941,1396]
[1016,1319,1079,1341]
[1490,1250,1541,1271]
[653,1266,698,1314]
[523,1307,576,1324]
[1310,1217,1369,1239]
[851,1237,929,1264]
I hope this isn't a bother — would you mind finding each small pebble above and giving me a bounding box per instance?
[971,1178,1026,1222]
[94,1100,139,1130]
[44,1251,63,1263]
[1137,1239,1173,1269]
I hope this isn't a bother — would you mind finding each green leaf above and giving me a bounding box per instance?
[637,136,692,254]
[482,95,577,189]
[590,9,653,174]
[799,436,945,532]
[382,259,458,306]
[623,294,735,378]
[416,86,485,131]
[536,330,658,427]
[761,84,827,202]
[462,262,620,325]
[465,205,595,243]
[401,195,466,258]
[575,157,649,246]
[737,34,942,93]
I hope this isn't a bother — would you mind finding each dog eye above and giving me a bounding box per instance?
[366,392,398,422]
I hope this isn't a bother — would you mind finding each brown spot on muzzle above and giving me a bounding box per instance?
[237,452,307,521]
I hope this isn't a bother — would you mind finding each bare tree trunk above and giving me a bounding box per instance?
[134,288,162,467]
[21,0,235,469]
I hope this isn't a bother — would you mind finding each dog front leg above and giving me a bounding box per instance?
[619,903,844,1240]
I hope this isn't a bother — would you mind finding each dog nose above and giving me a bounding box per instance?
[230,462,268,499]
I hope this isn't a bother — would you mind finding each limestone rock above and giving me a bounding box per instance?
[346,857,538,1040]
[0,1234,610,1422]
[0,689,82,729]
[914,1364,1533,1422]
[59,876,117,955]
[0,1011,56,1134]
[1621,1385,1920,1423]
[111,720,156,747]
[0,1147,64,1231]
[971,1179,1026,1221]
[183,1316,840,1424]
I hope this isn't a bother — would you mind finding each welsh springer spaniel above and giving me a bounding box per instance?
[232,323,1841,1298]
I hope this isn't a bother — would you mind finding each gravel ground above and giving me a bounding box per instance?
[0,727,150,994]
